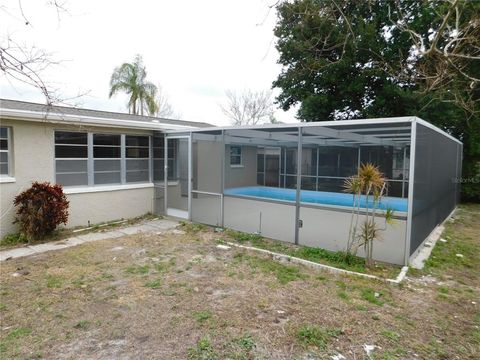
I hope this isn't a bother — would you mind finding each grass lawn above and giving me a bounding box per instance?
[0,204,479,359]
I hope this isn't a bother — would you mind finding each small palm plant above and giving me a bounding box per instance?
[344,163,392,268]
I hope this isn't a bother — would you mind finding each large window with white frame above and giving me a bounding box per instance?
[54,131,152,187]
[0,127,11,176]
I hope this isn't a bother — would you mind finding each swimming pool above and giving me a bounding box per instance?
[224,186,408,212]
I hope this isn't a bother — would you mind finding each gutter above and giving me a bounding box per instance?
[0,108,197,131]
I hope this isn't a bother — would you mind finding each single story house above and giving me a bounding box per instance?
[0,99,462,266]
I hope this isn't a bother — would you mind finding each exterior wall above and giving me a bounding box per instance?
[224,196,296,244]
[223,195,407,265]
[299,206,407,265]
[225,145,257,188]
[0,119,155,237]
[66,187,154,227]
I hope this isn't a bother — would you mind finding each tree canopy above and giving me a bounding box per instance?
[273,0,479,200]
[109,55,158,116]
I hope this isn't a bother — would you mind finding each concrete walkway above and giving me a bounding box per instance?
[0,218,179,262]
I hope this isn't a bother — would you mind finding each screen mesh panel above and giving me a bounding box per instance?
[410,123,461,255]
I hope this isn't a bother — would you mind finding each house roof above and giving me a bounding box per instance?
[0,98,213,129]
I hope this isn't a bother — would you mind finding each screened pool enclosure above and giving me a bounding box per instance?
[153,117,462,265]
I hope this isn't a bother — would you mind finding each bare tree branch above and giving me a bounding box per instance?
[220,89,274,126]
[155,85,181,119]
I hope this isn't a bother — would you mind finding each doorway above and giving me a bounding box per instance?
[165,136,191,219]
[264,148,280,187]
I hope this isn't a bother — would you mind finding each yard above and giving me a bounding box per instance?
[0,204,479,359]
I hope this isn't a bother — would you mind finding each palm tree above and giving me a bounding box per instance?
[109,55,158,116]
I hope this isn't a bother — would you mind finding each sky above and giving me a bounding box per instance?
[0,0,299,126]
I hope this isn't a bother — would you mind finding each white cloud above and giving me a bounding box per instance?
[1,0,299,125]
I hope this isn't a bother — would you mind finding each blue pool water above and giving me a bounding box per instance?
[224,186,408,212]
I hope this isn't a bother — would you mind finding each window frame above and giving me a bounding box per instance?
[54,130,153,188]
[0,127,12,177]
[93,133,122,185]
[125,135,151,183]
[230,145,243,168]
[54,130,89,187]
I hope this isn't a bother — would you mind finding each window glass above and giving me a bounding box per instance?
[55,131,88,186]
[54,131,153,187]
[55,132,87,145]
[230,146,242,166]
[0,127,9,175]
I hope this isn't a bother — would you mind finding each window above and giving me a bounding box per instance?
[55,131,88,186]
[0,127,10,176]
[54,131,152,187]
[93,134,121,185]
[230,146,242,166]
[126,135,150,183]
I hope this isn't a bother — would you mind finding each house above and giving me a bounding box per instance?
[0,99,211,238]
[0,99,462,266]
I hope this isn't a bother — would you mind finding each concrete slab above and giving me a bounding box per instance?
[410,225,444,269]
[0,219,179,262]
[117,224,160,235]
[75,231,124,243]
[0,247,36,261]
[146,219,178,231]
[28,242,70,253]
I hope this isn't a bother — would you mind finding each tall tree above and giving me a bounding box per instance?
[221,89,274,125]
[273,0,479,200]
[109,55,158,116]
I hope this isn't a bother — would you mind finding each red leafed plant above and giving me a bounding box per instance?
[13,182,69,240]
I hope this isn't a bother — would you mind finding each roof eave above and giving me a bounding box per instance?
[0,108,196,131]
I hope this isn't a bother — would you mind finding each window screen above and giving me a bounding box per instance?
[93,134,121,185]
[0,127,9,175]
[126,135,150,183]
[55,131,153,187]
[55,131,88,186]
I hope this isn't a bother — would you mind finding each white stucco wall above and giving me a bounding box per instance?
[0,119,155,237]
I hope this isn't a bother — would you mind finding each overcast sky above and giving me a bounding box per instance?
[0,0,299,126]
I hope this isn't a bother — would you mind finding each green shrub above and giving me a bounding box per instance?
[13,182,69,240]
[0,233,29,246]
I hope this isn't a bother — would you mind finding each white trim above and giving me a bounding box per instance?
[63,182,154,194]
[191,190,223,197]
[0,176,16,183]
[230,164,244,168]
[0,108,196,131]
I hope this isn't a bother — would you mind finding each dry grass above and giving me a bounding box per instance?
[0,205,479,359]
